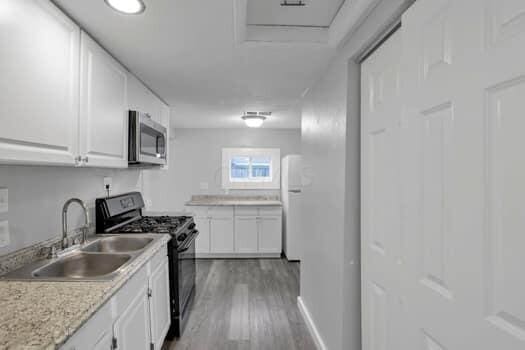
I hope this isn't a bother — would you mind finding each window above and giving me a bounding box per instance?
[222,148,280,189]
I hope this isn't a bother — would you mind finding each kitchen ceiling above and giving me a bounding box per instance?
[52,0,374,129]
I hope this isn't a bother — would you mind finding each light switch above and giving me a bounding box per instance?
[0,188,7,213]
[0,220,9,248]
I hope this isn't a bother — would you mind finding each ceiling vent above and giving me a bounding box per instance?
[280,1,306,7]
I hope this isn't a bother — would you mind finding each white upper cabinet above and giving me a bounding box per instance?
[127,73,163,124]
[79,32,128,168]
[0,0,80,165]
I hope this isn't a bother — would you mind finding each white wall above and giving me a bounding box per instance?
[142,128,301,212]
[299,0,415,349]
[0,166,142,255]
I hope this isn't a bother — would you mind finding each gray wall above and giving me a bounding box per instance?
[299,0,415,349]
[142,128,301,212]
[0,166,142,255]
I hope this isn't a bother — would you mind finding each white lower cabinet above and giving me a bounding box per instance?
[149,258,171,350]
[61,246,170,350]
[234,217,258,253]
[210,218,235,253]
[258,216,282,254]
[113,283,151,350]
[192,206,282,257]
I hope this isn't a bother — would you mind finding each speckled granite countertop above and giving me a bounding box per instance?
[0,234,171,350]
[186,195,282,207]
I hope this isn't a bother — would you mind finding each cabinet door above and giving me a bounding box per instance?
[210,218,234,253]
[0,0,79,165]
[79,31,128,168]
[113,284,151,350]
[194,217,210,253]
[92,331,113,350]
[258,216,282,253]
[234,216,258,253]
[61,301,112,350]
[149,258,171,350]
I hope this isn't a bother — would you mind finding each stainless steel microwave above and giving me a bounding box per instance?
[128,111,167,166]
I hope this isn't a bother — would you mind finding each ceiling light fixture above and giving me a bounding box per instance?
[242,112,270,128]
[105,0,145,14]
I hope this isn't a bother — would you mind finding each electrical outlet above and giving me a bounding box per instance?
[103,177,112,188]
[199,182,209,190]
[0,188,8,214]
[0,220,10,248]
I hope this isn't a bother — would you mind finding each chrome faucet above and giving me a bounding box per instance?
[62,198,90,250]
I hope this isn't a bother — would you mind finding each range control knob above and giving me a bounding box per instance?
[177,233,187,241]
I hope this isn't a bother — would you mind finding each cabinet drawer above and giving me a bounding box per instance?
[208,206,234,218]
[234,207,258,216]
[258,206,282,217]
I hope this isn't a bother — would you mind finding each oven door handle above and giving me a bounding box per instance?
[177,231,198,252]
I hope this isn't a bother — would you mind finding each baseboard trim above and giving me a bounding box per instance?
[196,252,281,259]
[297,296,328,350]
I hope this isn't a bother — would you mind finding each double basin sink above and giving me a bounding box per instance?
[2,236,155,281]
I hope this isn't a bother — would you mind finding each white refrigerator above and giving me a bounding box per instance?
[281,155,302,261]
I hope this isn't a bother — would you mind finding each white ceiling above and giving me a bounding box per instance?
[52,0,374,129]
[247,0,345,27]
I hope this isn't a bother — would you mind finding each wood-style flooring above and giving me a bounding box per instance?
[164,259,316,350]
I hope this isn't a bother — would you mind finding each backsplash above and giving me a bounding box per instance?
[0,166,142,256]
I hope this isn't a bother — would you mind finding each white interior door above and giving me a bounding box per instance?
[361,30,405,350]
[362,0,525,349]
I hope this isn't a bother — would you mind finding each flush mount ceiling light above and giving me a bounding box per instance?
[242,112,271,128]
[105,0,145,14]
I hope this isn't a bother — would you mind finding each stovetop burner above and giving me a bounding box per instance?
[119,216,192,235]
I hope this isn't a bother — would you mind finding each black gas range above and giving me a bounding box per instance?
[95,192,197,339]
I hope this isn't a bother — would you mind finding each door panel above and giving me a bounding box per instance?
[149,258,171,349]
[0,0,79,165]
[234,216,258,253]
[80,32,128,168]
[113,284,151,350]
[210,218,234,253]
[361,29,404,350]
[361,0,525,349]
[258,216,282,253]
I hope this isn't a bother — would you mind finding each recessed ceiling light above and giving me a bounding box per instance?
[105,0,145,14]
[242,113,267,128]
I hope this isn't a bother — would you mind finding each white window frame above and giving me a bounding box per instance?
[222,148,281,189]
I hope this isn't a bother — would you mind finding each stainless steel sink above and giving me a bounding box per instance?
[82,236,153,253]
[32,252,131,279]
[0,234,161,282]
